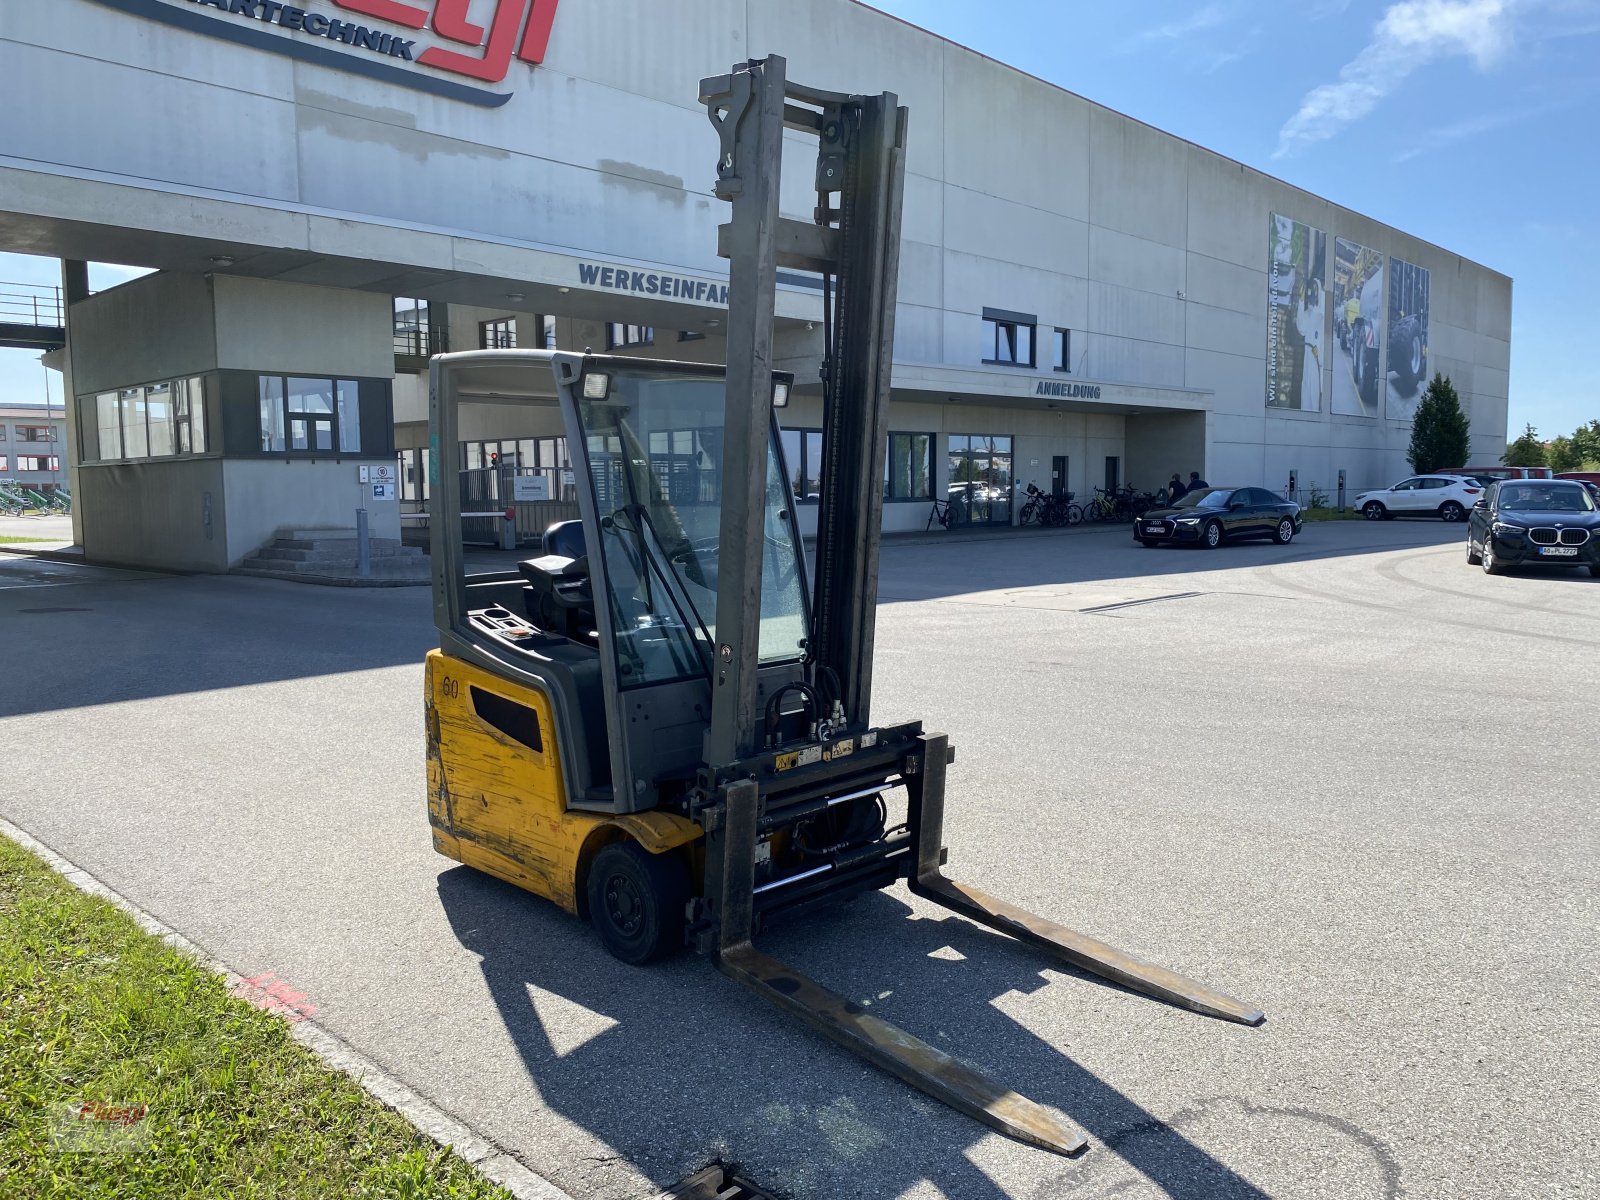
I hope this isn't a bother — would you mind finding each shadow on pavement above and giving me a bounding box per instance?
[437,867,1272,1200]
[876,521,1465,603]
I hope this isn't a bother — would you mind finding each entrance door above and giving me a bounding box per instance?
[1105,456,1120,493]
[1051,455,1068,497]
[948,434,1014,525]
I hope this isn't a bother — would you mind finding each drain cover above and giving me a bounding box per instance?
[656,1162,782,1200]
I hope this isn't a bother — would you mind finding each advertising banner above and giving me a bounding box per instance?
[1266,214,1327,411]
[1332,238,1385,417]
[1386,257,1431,420]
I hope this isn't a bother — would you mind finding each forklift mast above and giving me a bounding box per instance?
[699,56,907,766]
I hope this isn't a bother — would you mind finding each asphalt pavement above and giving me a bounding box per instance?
[1,519,1596,1199]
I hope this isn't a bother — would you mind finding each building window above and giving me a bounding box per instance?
[677,330,706,342]
[96,392,121,460]
[884,432,933,500]
[398,447,430,502]
[175,378,206,454]
[257,375,366,456]
[0,425,6,440]
[0,456,7,470]
[982,308,1035,367]
[16,455,60,472]
[16,425,55,442]
[1053,328,1072,373]
[607,323,653,349]
[394,298,434,358]
[948,434,1015,524]
[540,315,557,349]
[121,388,150,458]
[778,427,824,502]
[480,317,517,349]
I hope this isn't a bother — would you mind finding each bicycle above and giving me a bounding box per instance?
[1083,487,1120,523]
[926,495,971,531]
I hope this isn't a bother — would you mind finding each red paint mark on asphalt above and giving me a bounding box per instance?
[231,971,318,1023]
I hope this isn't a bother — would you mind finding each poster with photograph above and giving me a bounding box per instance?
[1266,213,1328,411]
[1331,238,1385,417]
[1386,257,1431,421]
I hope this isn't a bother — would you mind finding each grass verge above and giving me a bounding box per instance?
[0,834,511,1200]
[1298,506,1364,522]
[0,537,65,545]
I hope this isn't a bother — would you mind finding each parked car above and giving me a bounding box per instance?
[1354,474,1484,522]
[1135,487,1301,549]
[1438,465,1553,481]
[1466,479,1600,577]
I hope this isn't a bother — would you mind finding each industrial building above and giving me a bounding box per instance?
[0,0,1511,570]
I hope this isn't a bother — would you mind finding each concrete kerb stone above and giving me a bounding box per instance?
[0,816,575,1200]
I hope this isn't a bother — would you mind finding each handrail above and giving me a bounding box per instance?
[0,282,65,327]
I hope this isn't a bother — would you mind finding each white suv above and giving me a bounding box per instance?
[1355,475,1486,523]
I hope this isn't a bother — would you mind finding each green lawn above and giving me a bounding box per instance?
[0,835,511,1200]
[0,536,65,545]
[1298,506,1364,522]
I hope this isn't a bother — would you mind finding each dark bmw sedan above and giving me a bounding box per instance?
[1135,487,1302,549]
[1466,479,1600,576]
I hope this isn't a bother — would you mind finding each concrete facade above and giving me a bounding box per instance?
[0,0,1511,554]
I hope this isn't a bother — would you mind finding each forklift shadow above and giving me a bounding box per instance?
[436,866,1272,1199]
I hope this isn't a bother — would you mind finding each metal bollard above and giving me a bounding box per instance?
[356,507,371,577]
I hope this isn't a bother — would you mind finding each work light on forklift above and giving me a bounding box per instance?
[582,372,611,399]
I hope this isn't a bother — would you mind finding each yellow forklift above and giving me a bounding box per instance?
[424,56,1261,1157]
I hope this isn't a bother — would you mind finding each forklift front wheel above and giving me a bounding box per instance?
[585,841,690,965]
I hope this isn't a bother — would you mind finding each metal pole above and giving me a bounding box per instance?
[356,506,371,577]
[701,57,786,767]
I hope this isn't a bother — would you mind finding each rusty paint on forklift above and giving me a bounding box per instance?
[425,650,701,912]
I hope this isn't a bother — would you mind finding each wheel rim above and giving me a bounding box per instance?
[1278,519,1293,540]
[1443,503,1461,521]
[1483,543,1493,571]
[603,872,646,938]
[1365,504,1381,520]
[1207,524,1220,546]
[1411,338,1422,374]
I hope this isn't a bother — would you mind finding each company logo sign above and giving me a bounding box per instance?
[88,0,559,106]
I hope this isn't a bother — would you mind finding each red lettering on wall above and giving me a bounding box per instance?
[329,0,562,83]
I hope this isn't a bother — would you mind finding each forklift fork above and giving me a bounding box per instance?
[712,779,1090,1157]
[708,737,1262,1156]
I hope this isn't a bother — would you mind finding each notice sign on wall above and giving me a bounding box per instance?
[512,475,551,502]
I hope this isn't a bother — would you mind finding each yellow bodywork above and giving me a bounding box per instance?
[424,649,701,913]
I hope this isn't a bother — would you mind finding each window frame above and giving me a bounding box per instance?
[607,323,654,350]
[479,317,517,350]
[883,430,935,502]
[257,374,368,459]
[981,307,1037,369]
[16,454,60,473]
[1052,328,1072,373]
[16,425,56,442]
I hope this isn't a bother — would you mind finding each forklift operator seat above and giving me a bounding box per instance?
[543,519,586,560]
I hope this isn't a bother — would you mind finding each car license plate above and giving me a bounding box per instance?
[1145,522,1163,532]
[1538,546,1578,557]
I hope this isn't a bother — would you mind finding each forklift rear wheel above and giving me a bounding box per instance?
[586,841,690,965]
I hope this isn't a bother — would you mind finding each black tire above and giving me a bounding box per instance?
[1466,536,1482,565]
[1391,318,1423,394]
[1020,500,1037,526]
[1355,329,1380,407]
[1083,504,1103,524]
[1203,520,1223,549]
[1481,537,1503,576]
[586,841,689,965]
[1590,564,1600,578]
[1273,517,1295,545]
[1439,501,1464,523]
[1363,501,1387,521]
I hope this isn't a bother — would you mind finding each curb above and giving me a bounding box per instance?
[0,817,575,1200]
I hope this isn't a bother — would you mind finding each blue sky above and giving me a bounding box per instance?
[3,0,1596,443]
[864,0,1600,440]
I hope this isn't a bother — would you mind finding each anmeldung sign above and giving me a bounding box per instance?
[512,475,551,502]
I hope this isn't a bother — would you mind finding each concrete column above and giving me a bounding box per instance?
[60,260,90,546]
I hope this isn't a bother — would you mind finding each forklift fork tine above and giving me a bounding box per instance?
[718,944,1089,1157]
[907,733,1265,1027]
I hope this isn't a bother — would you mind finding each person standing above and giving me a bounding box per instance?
[1166,473,1186,504]
[1189,471,1209,491]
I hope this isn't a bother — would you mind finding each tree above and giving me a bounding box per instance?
[1547,436,1581,473]
[1572,419,1600,469]
[1502,423,1547,468]
[1406,373,1471,474]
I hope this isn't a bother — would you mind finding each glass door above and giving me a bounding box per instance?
[948,434,1014,525]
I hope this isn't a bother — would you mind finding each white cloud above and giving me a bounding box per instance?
[1274,0,1521,157]
[1131,4,1230,43]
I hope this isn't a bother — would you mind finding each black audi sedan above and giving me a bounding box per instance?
[1466,479,1600,576]
[1135,487,1302,548]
